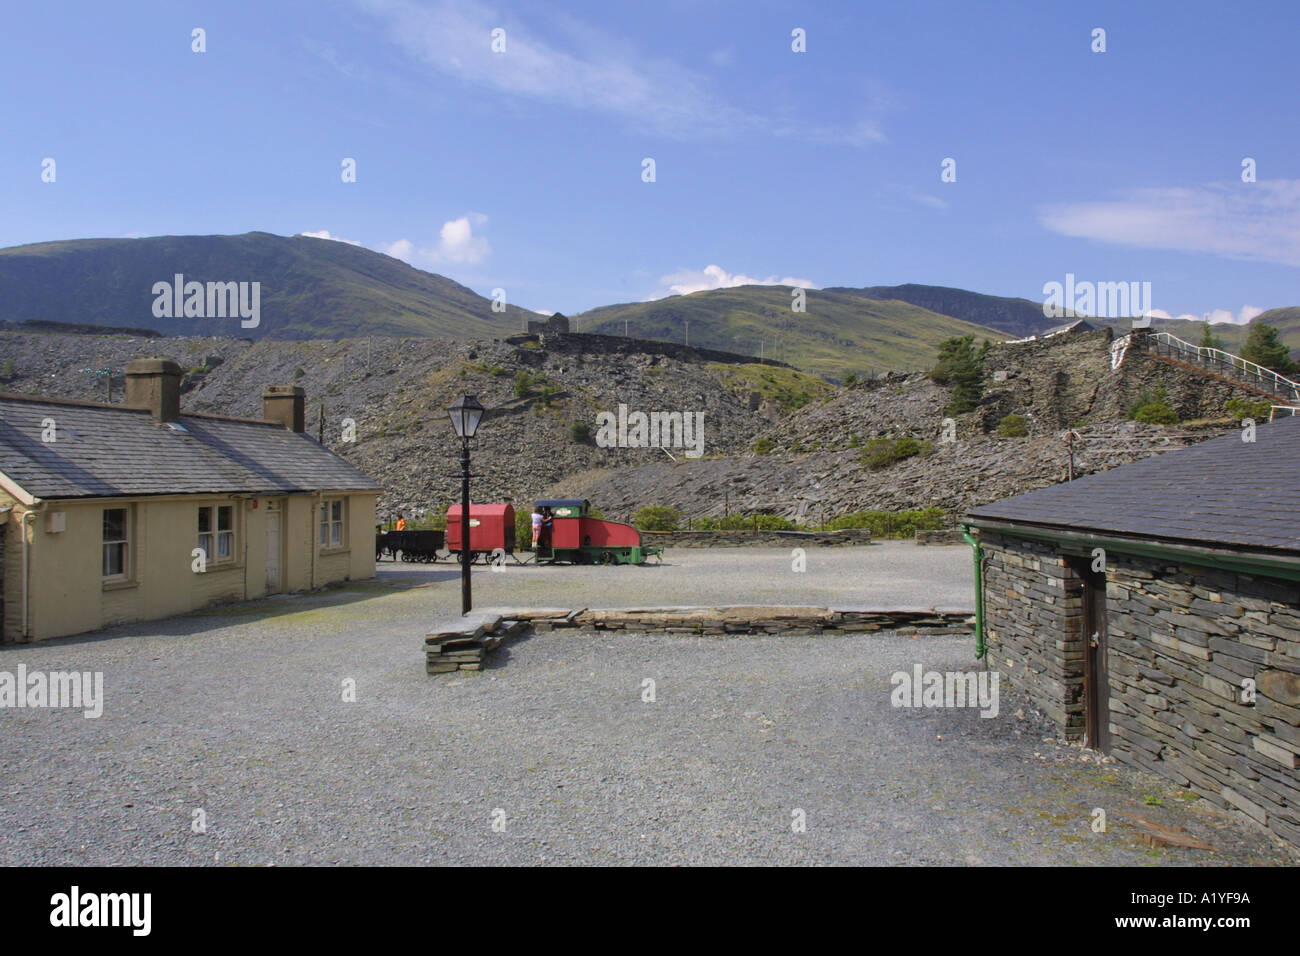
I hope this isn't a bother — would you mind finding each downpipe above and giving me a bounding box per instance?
[960,524,987,659]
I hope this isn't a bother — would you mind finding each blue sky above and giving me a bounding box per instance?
[3,0,1298,322]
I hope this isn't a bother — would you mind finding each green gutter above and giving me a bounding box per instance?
[959,525,987,659]
[965,518,1300,582]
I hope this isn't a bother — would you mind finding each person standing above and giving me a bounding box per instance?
[395,513,407,531]
[531,508,543,550]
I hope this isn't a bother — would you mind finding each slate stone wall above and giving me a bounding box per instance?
[1105,553,1300,847]
[979,530,1300,846]
[979,531,1086,736]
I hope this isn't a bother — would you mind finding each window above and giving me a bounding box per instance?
[198,505,235,564]
[320,498,345,548]
[102,507,129,579]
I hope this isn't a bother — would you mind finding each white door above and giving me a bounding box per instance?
[266,503,282,593]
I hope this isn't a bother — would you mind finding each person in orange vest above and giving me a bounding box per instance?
[395,513,407,531]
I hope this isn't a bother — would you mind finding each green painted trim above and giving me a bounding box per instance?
[965,518,1300,582]
[959,526,987,659]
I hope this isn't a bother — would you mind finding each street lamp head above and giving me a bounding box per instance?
[447,394,485,439]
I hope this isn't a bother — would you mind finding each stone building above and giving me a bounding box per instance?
[0,359,381,642]
[526,312,570,335]
[963,415,1300,846]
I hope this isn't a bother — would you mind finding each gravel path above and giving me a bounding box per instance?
[0,551,1293,866]
[379,542,976,611]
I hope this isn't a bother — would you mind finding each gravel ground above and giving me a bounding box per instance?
[0,549,1293,866]
[381,542,976,611]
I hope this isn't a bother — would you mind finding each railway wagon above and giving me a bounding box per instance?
[376,529,444,562]
[535,498,661,565]
[446,503,515,564]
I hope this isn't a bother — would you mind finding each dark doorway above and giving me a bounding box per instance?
[1076,562,1111,753]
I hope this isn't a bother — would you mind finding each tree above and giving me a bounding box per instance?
[930,335,985,415]
[1239,323,1296,375]
[1198,322,1222,349]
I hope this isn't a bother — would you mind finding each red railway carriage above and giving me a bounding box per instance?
[446,503,515,561]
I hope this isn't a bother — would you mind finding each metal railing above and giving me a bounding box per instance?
[1148,332,1300,401]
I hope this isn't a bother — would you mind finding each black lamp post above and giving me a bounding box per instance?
[447,394,484,614]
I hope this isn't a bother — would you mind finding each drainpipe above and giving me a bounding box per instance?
[960,524,987,659]
[20,503,43,642]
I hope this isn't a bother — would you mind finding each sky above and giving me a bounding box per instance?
[2,0,1298,322]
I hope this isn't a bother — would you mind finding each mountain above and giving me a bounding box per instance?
[0,232,533,339]
[572,286,1008,380]
[827,283,1057,338]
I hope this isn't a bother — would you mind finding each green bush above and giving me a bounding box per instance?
[513,370,534,398]
[695,513,796,531]
[1225,397,1272,420]
[996,414,1029,438]
[753,437,774,455]
[843,373,858,387]
[632,506,681,532]
[569,421,591,443]
[823,507,947,539]
[1127,386,1178,425]
[860,436,936,471]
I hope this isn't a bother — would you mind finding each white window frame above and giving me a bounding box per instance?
[198,504,236,565]
[320,498,346,549]
[102,506,131,581]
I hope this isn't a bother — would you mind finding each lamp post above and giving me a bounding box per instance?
[447,394,485,615]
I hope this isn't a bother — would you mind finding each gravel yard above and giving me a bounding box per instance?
[0,545,1292,866]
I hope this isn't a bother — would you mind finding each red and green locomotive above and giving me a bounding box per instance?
[532,498,661,565]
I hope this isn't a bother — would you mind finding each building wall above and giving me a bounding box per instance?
[979,531,1087,736]
[3,490,378,643]
[979,530,1300,847]
[1105,554,1300,847]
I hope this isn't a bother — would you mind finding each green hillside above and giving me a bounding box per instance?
[828,283,1056,338]
[572,286,1008,380]
[0,232,532,339]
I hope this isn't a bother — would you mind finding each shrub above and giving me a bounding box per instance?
[632,506,680,532]
[293,367,305,379]
[1225,397,1272,420]
[843,373,858,387]
[569,421,591,443]
[997,414,1029,438]
[823,507,947,539]
[1127,386,1178,425]
[513,370,534,398]
[753,438,775,455]
[697,513,796,531]
[860,436,935,471]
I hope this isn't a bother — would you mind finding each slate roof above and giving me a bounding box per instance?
[966,413,1300,556]
[0,394,382,500]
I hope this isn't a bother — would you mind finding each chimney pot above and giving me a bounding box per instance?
[263,385,306,432]
[124,358,182,422]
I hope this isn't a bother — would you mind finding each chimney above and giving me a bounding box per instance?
[263,385,306,432]
[125,358,182,422]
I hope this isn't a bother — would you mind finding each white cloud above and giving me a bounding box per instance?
[1040,179,1300,268]
[299,230,362,246]
[380,214,491,267]
[647,264,818,299]
[354,0,885,145]
[1147,304,1265,326]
